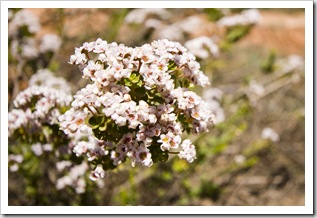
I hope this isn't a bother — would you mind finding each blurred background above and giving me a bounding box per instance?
[8,8,305,206]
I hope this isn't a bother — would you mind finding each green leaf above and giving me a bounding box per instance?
[136,80,143,87]
[134,87,146,98]
[203,8,224,22]
[226,25,251,43]
[124,78,132,86]
[98,122,107,131]
[168,60,178,71]
[88,115,105,129]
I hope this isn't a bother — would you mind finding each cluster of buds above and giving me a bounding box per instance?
[59,38,215,176]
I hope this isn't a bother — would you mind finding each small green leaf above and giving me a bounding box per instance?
[88,115,105,129]
[136,80,143,87]
[98,122,107,131]
[168,60,178,71]
[134,87,146,98]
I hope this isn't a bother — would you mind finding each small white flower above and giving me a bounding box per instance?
[73,141,89,156]
[56,161,72,172]
[217,9,261,27]
[69,48,87,65]
[39,34,62,53]
[31,143,43,156]
[135,145,153,167]
[261,127,280,142]
[185,36,219,59]
[89,164,106,181]
[178,139,196,163]
[125,8,170,24]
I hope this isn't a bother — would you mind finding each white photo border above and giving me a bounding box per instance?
[1,0,313,215]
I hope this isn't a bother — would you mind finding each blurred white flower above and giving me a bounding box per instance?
[40,34,62,53]
[157,24,183,41]
[10,164,19,172]
[202,88,225,124]
[261,127,280,142]
[9,9,40,37]
[56,161,88,192]
[56,161,72,172]
[234,154,246,164]
[31,143,43,156]
[9,154,24,163]
[125,8,170,24]
[178,15,204,34]
[248,80,265,97]
[279,54,304,74]
[217,9,261,27]
[185,36,219,59]
[145,18,162,28]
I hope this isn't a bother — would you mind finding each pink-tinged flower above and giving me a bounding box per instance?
[135,145,153,167]
[111,150,125,166]
[8,109,30,135]
[93,38,108,53]
[89,164,106,181]
[61,38,217,175]
[60,110,84,134]
[73,141,89,156]
[158,131,180,151]
[69,48,87,65]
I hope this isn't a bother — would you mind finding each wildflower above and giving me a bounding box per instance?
[178,139,196,163]
[125,8,171,24]
[217,9,261,27]
[56,162,88,193]
[89,164,106,181]
[261,127,280,142]
[9,9,40,37]
[58,38,216,180]
[39,34,62,53]
[185,36,219,59]
[134,145,153,167]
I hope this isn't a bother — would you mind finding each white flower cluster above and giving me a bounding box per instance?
[8,9,41,37]
[31,142,53,156]
[144,15,205,42]
[217,9,261,27]
[125,8,171,24]
[9,10,61,61]
[184,36,219,59]
[203,88,225,124]
[39,34,62,53]
[9,69,73,136]
[278,54,304,74]
[9,154,24,172]
[247,80,265,105]
[56,161,89,194]
[59,38,215,173]
[10,38,39,60]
